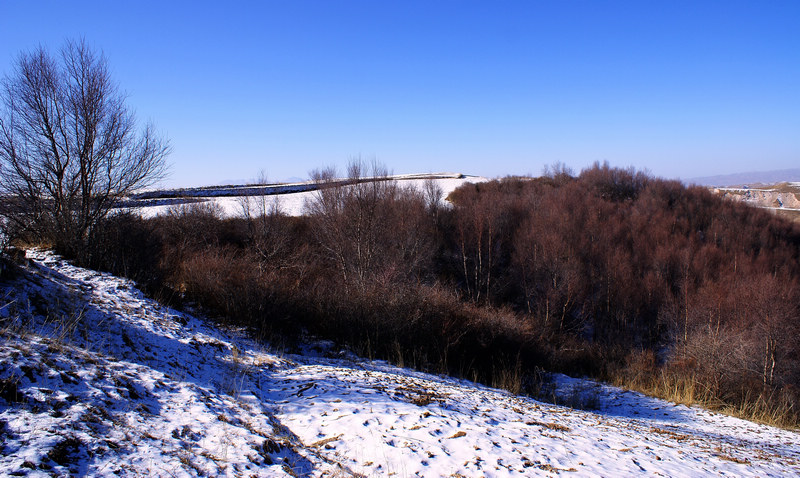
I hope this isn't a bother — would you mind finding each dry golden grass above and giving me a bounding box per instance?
[612,369,799,430]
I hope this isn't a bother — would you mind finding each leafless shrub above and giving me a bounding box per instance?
[579,160,649,202]
[46,436,85,466]
[0,376,22,404]
[422,177,444,217]
[306,158,434,291]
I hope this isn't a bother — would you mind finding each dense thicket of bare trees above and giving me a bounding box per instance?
[443,163,800,416]
[0,39,169,256]
[65,161,800,425]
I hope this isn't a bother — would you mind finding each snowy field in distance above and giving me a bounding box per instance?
[1,251,799,476]
[129,173,490,218]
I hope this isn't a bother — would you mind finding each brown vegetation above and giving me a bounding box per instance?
[25,160,800,427]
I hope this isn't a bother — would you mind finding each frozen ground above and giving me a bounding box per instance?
[1,251,799,477]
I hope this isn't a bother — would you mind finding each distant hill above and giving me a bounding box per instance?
[125,173,488,218]
[688,168,800,187]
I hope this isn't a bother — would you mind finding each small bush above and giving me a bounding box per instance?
[47,436,84,466]
[0,377,22,404]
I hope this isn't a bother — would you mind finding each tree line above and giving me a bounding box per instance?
[55,159,798,426]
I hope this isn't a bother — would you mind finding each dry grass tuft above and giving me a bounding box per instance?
[525,420,571,432]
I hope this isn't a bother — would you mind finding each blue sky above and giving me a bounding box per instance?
[2,1,798,187]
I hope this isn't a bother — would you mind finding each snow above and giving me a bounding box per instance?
[713,185,800,215]
[129,174,490,218]
[2,251,799,476]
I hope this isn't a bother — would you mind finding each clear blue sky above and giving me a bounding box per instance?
[2,1,798,187]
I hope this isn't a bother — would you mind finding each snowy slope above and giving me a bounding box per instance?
[1,251,799,477]
[129,174,490,218]
[713,185,800,211]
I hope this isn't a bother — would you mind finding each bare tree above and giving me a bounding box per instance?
[0,39,170,256]
[542,161,574,185]
[0,203,9,253]
[305,158,435,292]
[306,159,395,288]
[422,177,444,216]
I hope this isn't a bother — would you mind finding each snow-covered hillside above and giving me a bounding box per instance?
[712,183,800,222]
[713,183,800,210]
[1,252,799,476]
[127,173,490,218]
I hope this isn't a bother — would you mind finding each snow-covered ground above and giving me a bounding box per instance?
[713,184,800,213]
[1,251,799,477]
[129,174,490,218]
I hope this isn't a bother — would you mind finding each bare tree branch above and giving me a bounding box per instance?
[0,39,170,257]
